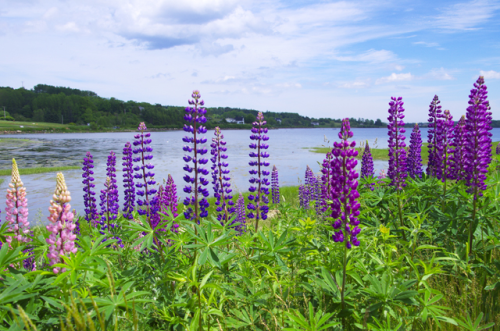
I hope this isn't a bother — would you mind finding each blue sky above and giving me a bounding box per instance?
[1,0,499,122]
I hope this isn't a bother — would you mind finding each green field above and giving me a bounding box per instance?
[0,120,90,132]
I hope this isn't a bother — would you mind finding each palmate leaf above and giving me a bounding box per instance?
[284,302,339,331]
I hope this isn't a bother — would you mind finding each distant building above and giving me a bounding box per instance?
[311,121,319,126]
[235,116,245,124]
[225,118,236,123]
[138,106,145,111]
[275,118,282,124]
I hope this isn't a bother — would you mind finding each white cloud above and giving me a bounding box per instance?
[375,73,414,84]
[427,68,456,80]
[434,0,500,30]
[334,49,397,63]
[480,70,500,79]
[337,80,371,89]
[413,41,440,48]
[56,22,80,32]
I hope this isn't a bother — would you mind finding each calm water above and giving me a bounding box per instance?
[2,128,500,224]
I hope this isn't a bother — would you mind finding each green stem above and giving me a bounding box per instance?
[469,196,477,258]
[341,244,347,329]
[397,192,406,241]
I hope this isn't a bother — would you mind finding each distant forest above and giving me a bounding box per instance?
[1,84,497,129]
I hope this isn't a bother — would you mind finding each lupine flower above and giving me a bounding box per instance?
[320,152,333,213]
[449,115,467,180]
[5,159,30,247]
[100,151,119,229]
[122,142,135,219]
[133,122,157,224]
[299,184,309,209]
[210,127,235,224]
[271,165,280,204]
[407,124,423,179]
[361,141,375,190]
[379,169,387,179]
[46,173,78,274]
[426,96,444,177]
[164,174,178,218]
[247,112,270,230]
[496,142,500,155]
[151,182,179,234]
[440,110,454,181]
[183,90,210,222]
[305,166,320,204]
[387,97,408,190]
[82,152,98,225]
[234,193,246,234]
[23,246,36,271]
[330,119,360,249]
[464,76,493,199]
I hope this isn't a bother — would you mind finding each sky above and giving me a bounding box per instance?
[1,0,499,122]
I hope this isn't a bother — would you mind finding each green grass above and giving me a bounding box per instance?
[0,178,4,186]
[0,138,33,143]
[0,166,80,176]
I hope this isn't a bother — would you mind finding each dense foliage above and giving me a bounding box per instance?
[0,84,387,129]
[1,79,500,330]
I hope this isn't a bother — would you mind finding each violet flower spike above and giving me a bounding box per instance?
[464,76,493,199]
[271,165,280,204]
[387,96,408,190]
[100,151,119,228]
[122,142,135,219]
[182,90,210,222]
[82,151,98,225]
[426,95,444,177]
[407,124,423,179]
[449,115,467,181]
[361,141,375,190]
[210,127,235,225]
[133,122,157,225]
[441,110,454,181]
[330,118,360,249]
[320,152,333,213]
[496,142,500,155]
[234,193,246,234]
[247,112,270,231]
[5,159,30,247]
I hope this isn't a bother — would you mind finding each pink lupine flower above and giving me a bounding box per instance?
[46,173,78,274]
[5,159,30,247]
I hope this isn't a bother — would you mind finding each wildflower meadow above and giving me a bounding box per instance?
[1,78,500,330]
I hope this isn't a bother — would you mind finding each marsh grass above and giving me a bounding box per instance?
[0,166,80,176]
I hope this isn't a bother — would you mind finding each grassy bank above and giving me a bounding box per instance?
[0,166,80,176]
[309,141,500,163]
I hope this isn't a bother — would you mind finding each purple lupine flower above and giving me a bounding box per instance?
[271,165,280,204]
[151,182,179,234]
[183,91,210,222]
[5,159,30,247]
[133,122,157,225]
[82,152,99,225]
[496,142,500,155]
[164,174,178,218]
[210,127,235,224]
[248,112,270,230]
[330,118,360,249]
[449,115,467,181]
[407,124,423,179]
[234,193,246,234]
[305,166,318,204]
[426,95,444,177]
[320,152,333,213]
[100,151,119,228]
[464,76,493,199]
[122,142,135,219]
[23,246,36,271]
[387,96,408,190]
[299,184,309,209]
[440,110,454,181]
[361,141,375,190]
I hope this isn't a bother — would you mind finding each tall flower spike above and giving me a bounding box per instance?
[320,152,333,213]
[182,90,210,222]
[100,152,119,229]
[151,182,179,234]
[247,112,270,230]
[164,174,178,218]
[299,184,309,209]
[361,141,375,190]
[440,110,454,181]
[449,115,467,181]
[46,173,77,274]
[387,96,408,190]
[5,159,30,247]
[122,142,135,219]
[210,127,235,224]
[426,95,444,177]
[133,122,157,225]
[271,165,280,204]
[234,193,246,234]
[496,142,500,155]
[407,124,423,179]
[82,152,98,225]
[330,119,360,249]
[464,76,493,199]
[304,166,319,206]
